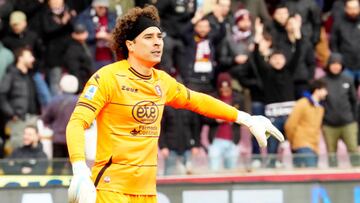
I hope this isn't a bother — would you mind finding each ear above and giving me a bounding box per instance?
[125,40,135,52]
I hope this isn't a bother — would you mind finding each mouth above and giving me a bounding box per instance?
[151,50,162,57]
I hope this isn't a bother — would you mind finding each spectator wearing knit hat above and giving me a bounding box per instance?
[218,8,253,71]
[2,11,44,68]
[320,53,360,167]
[206,72,244,171]
[41,74,79,174]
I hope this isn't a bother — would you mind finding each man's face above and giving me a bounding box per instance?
[19,50,35,69]
[73,31,88,43]
[23,127,38,147]
[129,27,163,66]
[273,7,289,26]
[219,82,232,97]
[345,0,360,19]
[94,5,107,17]
[195,19,211,38]
[269,53,286,70]
[11,21,27,34]
[329,62,342,75]
[237,14,252,31]
[317,88,328,101]
[48,0,64,9]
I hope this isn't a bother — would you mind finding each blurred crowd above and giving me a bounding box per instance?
[0,0,360,175]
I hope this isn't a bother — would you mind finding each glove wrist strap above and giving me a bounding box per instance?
[236,111,252,127]
[72,161,91,176]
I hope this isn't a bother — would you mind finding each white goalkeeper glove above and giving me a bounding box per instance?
[236,111,284,147]
[68,161,96,203]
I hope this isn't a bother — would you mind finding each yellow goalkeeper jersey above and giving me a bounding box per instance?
[66,60,238,195]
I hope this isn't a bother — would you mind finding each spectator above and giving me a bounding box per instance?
[3,11,51,107]
[2,11,42,54]
[12,0,45,34]
[230,31,271,168]
[285,79,328,168]
[42,74,78,174]
[178,12,224,93]
[330,0,360,87]
[283,15,316,98]
[253,18,302,167]
[159,106,201,175]
[321,53,360,167]
[233,0,271,23]
[0,47,40,152]
[75,0,116,70]
[2,11,44,66]
[285,0,322,46]
[218,8,253,71]
[268,3,289,48]
[155,0,197,74]
[40,0,75,95]
[64,23,93,92]
[205,0,233,43]
[207,73,244,171]
[2,125,48,175]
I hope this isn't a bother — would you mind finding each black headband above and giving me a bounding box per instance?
[127,16,161,40]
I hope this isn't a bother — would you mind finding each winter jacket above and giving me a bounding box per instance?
[63,39,93,91]
[285,96,324,153]
[321,73,357,126]
[155,0,197,38]
[178,22,225,86]
[75,7,117,57]
[159,107,201,154]
[3,143,48,175]
[330,14,360,70]
[253,39,302,104]
[0,65,40,120]
[285,0,322,45]
[42,93,78,144]
[206,91,244,144]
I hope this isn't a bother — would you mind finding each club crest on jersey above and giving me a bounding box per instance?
[155,85,162,97]
[84,85,98,100]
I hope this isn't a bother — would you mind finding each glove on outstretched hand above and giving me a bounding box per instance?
[236,111,284,147]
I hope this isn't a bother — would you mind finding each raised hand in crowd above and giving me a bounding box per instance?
[254,17,264,43]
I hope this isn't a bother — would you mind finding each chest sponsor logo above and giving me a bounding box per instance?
[132,101,159,124]
[130,125,158,136]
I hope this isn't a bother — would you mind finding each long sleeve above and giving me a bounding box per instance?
[165,74,238,122]
[66,69,112,163]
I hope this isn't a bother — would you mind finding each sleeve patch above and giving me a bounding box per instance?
[84,85,98,100]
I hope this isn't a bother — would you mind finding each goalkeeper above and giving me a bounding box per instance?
[66,5,284,203]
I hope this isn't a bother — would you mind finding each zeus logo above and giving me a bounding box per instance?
[132,101,159,124]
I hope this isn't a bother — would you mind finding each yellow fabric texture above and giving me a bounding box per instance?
[96,190,157,203]
[66,60,238,195]
[284,98,324,153]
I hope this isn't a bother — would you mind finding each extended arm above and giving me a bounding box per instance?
[165,73,284,147]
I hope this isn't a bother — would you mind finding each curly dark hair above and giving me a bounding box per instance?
[111,5,160,60]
